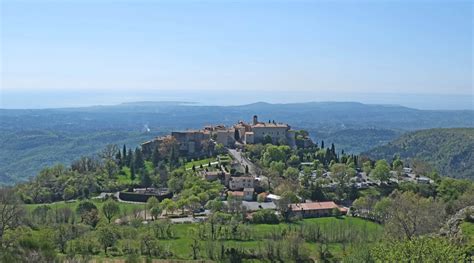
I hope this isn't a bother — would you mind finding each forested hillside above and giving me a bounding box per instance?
[366,128,474,179]
[1,102,473,184]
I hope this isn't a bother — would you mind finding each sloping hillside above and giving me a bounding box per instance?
[366,128,474,179]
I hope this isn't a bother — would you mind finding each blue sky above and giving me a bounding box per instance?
[1,0,472,109]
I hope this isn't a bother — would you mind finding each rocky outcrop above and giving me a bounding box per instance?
[439,205,474,240]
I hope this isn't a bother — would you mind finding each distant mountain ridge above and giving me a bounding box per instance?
[365,128,474,179]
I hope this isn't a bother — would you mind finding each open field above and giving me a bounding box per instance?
[88,217,382,261]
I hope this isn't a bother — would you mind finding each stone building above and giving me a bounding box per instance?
[141,130,212,158]
[241,115,296,146]
[229,176,256,190]
[171,130,211,156]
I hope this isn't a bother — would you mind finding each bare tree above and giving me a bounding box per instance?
[382,190,445,240]
[99,144,119,161]
[0,188,25,241]
[71,156,100,173]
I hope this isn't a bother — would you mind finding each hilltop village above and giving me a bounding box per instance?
[141,115,313,157]
[138,116,345,219]
[136,115,430,221]
[8,115,472,262]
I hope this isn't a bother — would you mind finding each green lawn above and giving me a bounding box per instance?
[184,157,217,169]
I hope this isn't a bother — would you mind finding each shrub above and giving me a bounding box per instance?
[251,209,279,224]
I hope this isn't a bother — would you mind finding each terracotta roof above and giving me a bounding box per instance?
[290,201,341,211]
[228,191,244,197]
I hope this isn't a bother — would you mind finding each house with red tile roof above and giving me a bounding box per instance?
[289,201,347,218]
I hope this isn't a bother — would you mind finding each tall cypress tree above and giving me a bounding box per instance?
[115,151,122,167]
[134,147,144,170]
[151,146,160,168]
[130,164,136,181]
[126,149,133,167]
[122,145,127,161]
[141,169,152,188]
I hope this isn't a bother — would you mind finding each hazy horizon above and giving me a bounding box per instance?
[1,89,472,110]
[1,1,472,110]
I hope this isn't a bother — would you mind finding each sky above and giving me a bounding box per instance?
[0,0,473,109]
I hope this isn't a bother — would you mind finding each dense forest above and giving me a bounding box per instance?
[366,128,474,179]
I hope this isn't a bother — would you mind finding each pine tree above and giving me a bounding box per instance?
[122,145,127,161]
[141,169,152,188]
[134,147,144,170]
[130,165,136,181]
[126,149,133,167]
[151,146,160,168]
[115,151,122,167]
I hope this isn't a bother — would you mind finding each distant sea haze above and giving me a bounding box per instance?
[1,89,472,110]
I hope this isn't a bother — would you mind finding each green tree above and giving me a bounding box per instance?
[381,190,445,240]
[122,144,127,162]
[436,178,471,202]
[288,155,300,167]
[130,164,136,181]
[283,167,299,181]
[392,158,404,181]
[134,147,145,170]
[82,209,100,227]
[102,199,120,223]
[251,209,279,224]
[371,237,468,262]
[151,146,161,168]
[97,226,119,255]
[0,188,25,241]
[187,196,201,217]
[362,161,372,175]
[76,201,97,222]
[371,160,390,184]
[126,149,133,167]
[167,170,185,193]
[330,163,354,201]
[140,169,152,188]
[147,196,161,220]
[269,161,286,177]
[177,198,189,214]
[160,198,173,215]
[262,145,290,166]
[62,186,76,201]
[277,191,299,222]
[103,159,118,178]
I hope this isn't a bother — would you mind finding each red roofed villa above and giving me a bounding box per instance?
[289,201,348,218]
